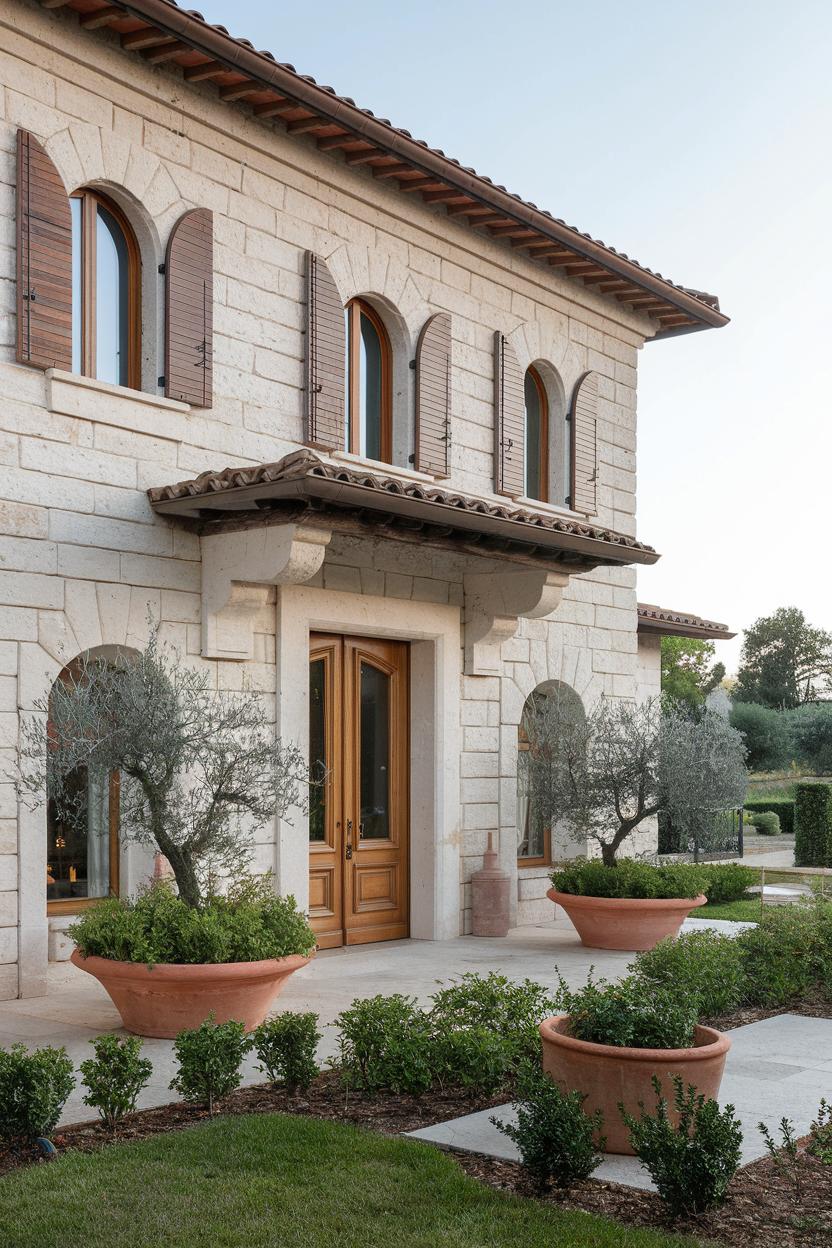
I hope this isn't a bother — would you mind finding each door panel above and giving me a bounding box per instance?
[309,634,409,948]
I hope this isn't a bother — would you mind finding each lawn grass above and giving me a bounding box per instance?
[0,1112,701,1248]
[698,897,765,922]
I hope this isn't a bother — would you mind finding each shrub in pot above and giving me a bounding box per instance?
[16,630,315,1037]
[522,695,747,949]
[539,972,730,1154]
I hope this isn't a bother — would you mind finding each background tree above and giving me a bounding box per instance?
[525,695,747,866]
[734,607,832,708]
[16,631,309,908]
[660,637,725,710]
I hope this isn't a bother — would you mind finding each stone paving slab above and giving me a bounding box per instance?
[408,1014,832,1192]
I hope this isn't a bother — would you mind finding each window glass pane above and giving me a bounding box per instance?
[360,311,383,461]
[344,307,352,452]
[516,747,547,859]
[524,371,542,499]
[71,197,82,375]
[309,658,327,843]
[95,203,130,386]
[359,662,390,840]
[46,767,111,902]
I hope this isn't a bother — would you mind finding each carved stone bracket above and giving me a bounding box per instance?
[201,524,331,660]
[463,568,570,676]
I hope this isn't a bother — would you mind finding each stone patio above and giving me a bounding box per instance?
[1,914,749,1129]
[408,1013,832,1190]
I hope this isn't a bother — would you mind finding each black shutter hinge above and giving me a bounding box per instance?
[409,359,416,370]
[158,263,166,275]
[158,375,166,387]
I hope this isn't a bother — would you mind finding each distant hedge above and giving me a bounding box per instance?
[744,797,795,835]
[794,782,832,867]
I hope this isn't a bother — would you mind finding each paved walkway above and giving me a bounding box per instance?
[409,1013,832,1190]
[1,914,745,1128]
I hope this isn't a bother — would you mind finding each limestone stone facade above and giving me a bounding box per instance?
[0,0,716,999]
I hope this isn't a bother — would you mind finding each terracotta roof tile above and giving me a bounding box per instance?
[637,603,735,640]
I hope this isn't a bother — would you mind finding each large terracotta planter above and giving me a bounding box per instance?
[540,1014,730,1154]
[548,888,707,951]
[71,949,310,1038]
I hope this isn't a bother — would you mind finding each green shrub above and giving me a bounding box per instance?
[550,858,706,901]
[744,797,795,835]
[747,810,781,836]
[170,1017,250,1115]
[729,702,792,771]
[790,703,832,775]
[70,881,316,966]
[252,1012,320,1092]
[0,1044,75,1144]
[428,972,556,1069]
[431,1026,510,1095]
[794,783,832,867]
[736,900,832,1005]
[80,1034,153,1131]
[621,1075,742,1217]
[333,995,433,1095]
[808,1099,832,1164]
[492,1062,603,1190]
[632,929,746,1018]
[698,862,756,904]
[553,971,697,1050]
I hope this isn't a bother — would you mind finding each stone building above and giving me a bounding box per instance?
[0,0,732,999]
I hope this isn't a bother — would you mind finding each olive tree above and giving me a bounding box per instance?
[16,631,309,908]
[524,694,747,866]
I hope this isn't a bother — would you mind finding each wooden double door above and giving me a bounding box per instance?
[308,634,409,948]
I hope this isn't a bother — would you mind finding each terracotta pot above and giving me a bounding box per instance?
[540,1014,730,1154]
[547,888,707,951]
[70,948,310,1038]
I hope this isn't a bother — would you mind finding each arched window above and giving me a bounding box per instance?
[524,366,549,502]
[345,298,392,463]
[70,189,141,389]
[517,680,585,864]
[46,655,120,914]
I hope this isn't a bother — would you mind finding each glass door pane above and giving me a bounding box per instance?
[359,661,390,840]
[309,658,327,843]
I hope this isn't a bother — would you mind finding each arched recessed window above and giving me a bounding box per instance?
[517,680,585,864]
[70,189,141,389]
[345,298,392,463]
[46,655,120,914]
[524,366,549,502]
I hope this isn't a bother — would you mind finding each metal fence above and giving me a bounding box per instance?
[658,808,744,862]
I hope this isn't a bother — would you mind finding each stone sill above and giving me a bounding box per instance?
[46,369,190,418]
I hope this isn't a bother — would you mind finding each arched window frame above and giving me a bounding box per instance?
[46,655,121,916]
[517,716,551,866]
[517,680,586,866]
[345,297,393,464]
[70,188,141,390]
[524,365,549,503]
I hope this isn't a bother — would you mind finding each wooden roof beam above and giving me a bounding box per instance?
[561,261,599,276]
[121,28,170,50]
[397,177,438,194]
[254,98,300,118]
[446,202,490,217]
[345,148,382,165]
[422,188,467,203]
[373,162,413,179]
[286,116,333,135]
[143,40,189,64]
[490,225,538,240]
[471,213,511,229]
[184,60,227,82]
[80,6,123,28]
[219,82,262,102]
[41,0,72,8]
[316,133,357,151]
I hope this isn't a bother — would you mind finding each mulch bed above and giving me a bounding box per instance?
[705,993,832,1030]
[454,1147,832,1248]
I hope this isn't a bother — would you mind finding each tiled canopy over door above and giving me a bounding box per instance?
[571,370,600,516]
[415,311,452,477]
[165,207,214,408]
[304,251,346,451]
[15,129,72,371]
[493,331,525,497]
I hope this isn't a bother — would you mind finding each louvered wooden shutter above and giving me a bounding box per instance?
[304,251,346,451]
[16,130,72,371]
[493,331,525,496]
[165,208,213,407]
[415,312,451,477]
[571,370,599,515]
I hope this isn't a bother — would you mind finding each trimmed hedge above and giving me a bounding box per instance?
[744,797,795,835]
[795,783,832,867]
[747,811,780,836]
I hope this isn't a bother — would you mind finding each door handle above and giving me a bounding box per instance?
[345,819,353,860]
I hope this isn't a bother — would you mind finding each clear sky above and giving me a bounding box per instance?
[194,0,832,672]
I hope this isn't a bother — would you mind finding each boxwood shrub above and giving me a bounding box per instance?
[550,858,707,900]
[632,930,746,1018]
[697,863,756,905]
[747,810,781,836]
[69,882,316,966]
[794,783,832,867]
[744,797,795,835]
[553,971,698,1050]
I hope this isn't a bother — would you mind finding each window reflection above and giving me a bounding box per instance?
[70,190,138,390]
[345,300,391,463]
[309,658,327,843]
[359,662,390,840]
[95,203,130,387]
[524,369,546,500]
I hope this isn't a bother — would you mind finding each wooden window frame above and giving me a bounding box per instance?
[71,188,141,390]
[46,771,120,917]
[516,730,551,867]
[524,365,549,503]
[345,297,392,464]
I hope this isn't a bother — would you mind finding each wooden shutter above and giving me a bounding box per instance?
[304,251,346,451]
[493,331,525,496]
[571,370,599,515]
[16,130,72,371]
[165,208,213,407]
[415,312,451,477]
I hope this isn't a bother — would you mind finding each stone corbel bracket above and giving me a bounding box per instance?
[202,524,331,660]
[463,568,570,676]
